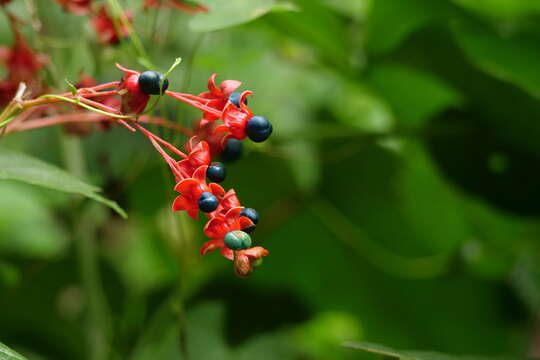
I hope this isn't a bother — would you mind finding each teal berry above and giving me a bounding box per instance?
[138,70,169,95]
[224,230,252,250]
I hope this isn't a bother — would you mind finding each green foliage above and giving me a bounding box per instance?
[3,0,540,359]
[0,343,28,360]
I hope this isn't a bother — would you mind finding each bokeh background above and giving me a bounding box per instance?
[2,0,540,359]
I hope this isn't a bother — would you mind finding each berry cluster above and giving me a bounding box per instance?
[0,60,273,277]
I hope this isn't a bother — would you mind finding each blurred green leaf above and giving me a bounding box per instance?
[331,83,394,133]
[0,147,126,218]
[366,63,463,128]
[451,0,540,18]
[452,21,540,99]
[190,0,297,32]
[0,183,68,258]
[343,341,527,360]
[0,342,28,360]
[365,0,455,55]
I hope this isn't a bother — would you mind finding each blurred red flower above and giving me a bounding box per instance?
[53,0,92,15]
[90,5,132,45]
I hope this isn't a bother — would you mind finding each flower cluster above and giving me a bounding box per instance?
[0,58,273,277]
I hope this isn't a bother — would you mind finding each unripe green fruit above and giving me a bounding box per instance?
[224,230,252,250]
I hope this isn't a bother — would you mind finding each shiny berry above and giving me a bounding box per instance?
[138,70,169,95]
[246,115,272,143]
[198,192,218,213]
[224,230,252,250]
[240,208,259,233]
[229,92,247,107]
[207,162,226,183]
[220,138,243,162]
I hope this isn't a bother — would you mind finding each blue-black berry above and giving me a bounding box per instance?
[246,115,272,143]
[240,207,259,233]
[220,138,243,162]
[229,92,247,107]
[224,230,252,250]
[198,192,218,213]
[138,70,169,95]
[207,162,226,183]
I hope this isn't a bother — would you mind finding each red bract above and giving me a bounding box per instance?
[177,137,211,179]
[53,0,92,15]
[90,6,132,45]
[0,80,17,106]
[172,165,225,219]
[144,0,208,14]
[197,74,241,123]
[234,246,269,277]
[213,91,253,140]
[202,207,255,259]
[116,64,150,114]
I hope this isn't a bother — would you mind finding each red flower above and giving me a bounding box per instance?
[214,189,240,217]
[202,207,255,259]
[212,91,253,140]
[197,74,242,124]
[0,80,17,106]
[116,64,150,114]
[4,31,48,83]
[234,246,269,277]
[177,137,211,179]
[172,165,225,219]
[90,5,132,45]
[53,0,92,15]
[0,0,12,5]
[143,0,208,14]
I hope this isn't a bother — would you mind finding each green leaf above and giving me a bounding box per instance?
[0,342,28,360]
[365,0,455,55]
[366,63,463,128]
[190,0,297,32]
[451,0,540,18]
[0,183,68,258]
[0,147,126,218]
[343,341,528,360]
[452,21,540,99]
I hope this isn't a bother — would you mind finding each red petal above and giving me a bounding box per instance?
[204,217,229,239]
[193,165,208,185]
[209,183,225,197]
[239,91,253,113]
[244,246,269,258]
[174,178,199,194]
[225,207,243,227]
[212,124,230,136]
[239,217,254,229]
[187,207,199,220]
[200,239,223,256]
[220,80,241,96]
[190,141,211,166]
[172,195,191,212]
[221,246,234,260]
[207,73,222,97]
[115,63,138,77]
[234,253,252,277]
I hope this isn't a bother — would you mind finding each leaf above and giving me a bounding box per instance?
[451,0,540,18]
[0,342,28,360]
[365,0,455,55]
[190,0,297,32]
[0,183,68,258]
[452,21,540,100]
[366,63,463,128]
[0,147,126,218]
[343,341,528,360]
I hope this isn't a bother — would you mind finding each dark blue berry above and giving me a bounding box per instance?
[224,230,252,250]
[138,70,169,95]
[206,162,226,183]
[246,115,272,143]
[240,207,259,233]
[198,192,218,213]
[229,92,247,107]
[220,138,243,162]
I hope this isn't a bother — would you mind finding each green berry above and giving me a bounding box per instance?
[224,230,252,250]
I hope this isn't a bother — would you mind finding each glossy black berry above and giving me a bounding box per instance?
[220,138,243,162]
[198,192,218,213]
[138,70,169,95]
[246,115,272,143]
[240,207,259,233]
[207,162,226,183]
[229,92,247,107]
